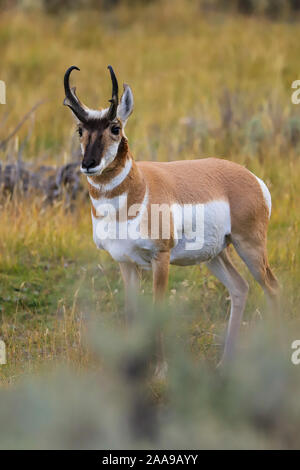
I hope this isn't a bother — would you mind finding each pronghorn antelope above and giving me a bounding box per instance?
[63,65,279,374]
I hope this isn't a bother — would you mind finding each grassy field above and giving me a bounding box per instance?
[0,0,300,393]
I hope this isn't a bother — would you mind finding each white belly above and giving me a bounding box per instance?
[170,200,231,266]
[91,199,231,269]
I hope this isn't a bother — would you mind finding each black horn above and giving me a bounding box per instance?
[63,66,88,123]
[107,65,119,121]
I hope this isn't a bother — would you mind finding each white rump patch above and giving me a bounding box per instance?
[254,175,272,218]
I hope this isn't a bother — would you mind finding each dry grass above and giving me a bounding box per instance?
[0,0,300,386]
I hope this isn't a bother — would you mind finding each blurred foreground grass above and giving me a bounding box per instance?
[1,302,300,449]
[0,0,300,449]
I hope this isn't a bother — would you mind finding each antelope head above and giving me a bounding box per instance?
[63,65,134,175]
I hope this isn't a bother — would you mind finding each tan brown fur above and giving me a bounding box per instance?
[137,158,268,226]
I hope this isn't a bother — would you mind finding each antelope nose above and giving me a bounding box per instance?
[82,159,96,170]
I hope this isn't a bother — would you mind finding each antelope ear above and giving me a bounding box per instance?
[117,84,133,124]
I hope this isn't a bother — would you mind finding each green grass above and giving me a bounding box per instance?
[0,1,300,386]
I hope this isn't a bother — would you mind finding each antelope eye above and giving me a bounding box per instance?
[78,127,83,138]
[111,126,120,135]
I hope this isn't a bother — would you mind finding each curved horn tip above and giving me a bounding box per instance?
[63,66,88,123]
[64,66,81,88]
[107,65,117,78]
[64,66,80,79]
[69,65,80,72]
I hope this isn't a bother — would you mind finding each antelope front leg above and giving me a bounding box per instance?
[152,251,170,379]
[119,262,140,325]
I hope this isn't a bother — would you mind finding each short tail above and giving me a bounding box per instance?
[254,175,272,218]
